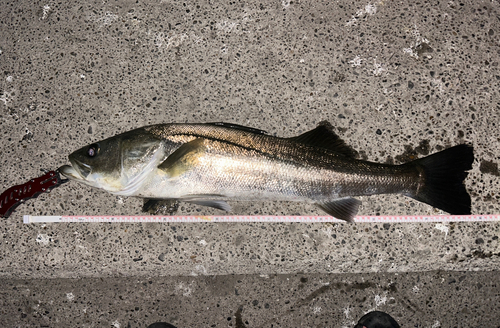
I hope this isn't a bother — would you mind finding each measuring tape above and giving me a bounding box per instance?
[23,214,500,224]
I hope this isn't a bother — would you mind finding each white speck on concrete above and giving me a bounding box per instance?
[403,25,430,59]
[374,294,387,306]
[6,76,13,83]
[0,90,14,106]
[195,265,208,275]
[116,197,124,205]
[23,127,33,142]
[346,3,378,26]
[282,0,291,9]
[259,274,270,278]
[313,306,321,313]
[432,321,441,328]
[176,282,192,297]
[41,5,50,20]
[191,32,204,45]
[344,305,351,318]
[322,226,332,235]
[112,320,120,328]
[88,11,118,27]
[299,59,305,63]
[215,21,239,33]
[349,56,363,67]
[365,3,377,15]
[412,285,419,293]
[154,32,165,48]
[430,78,445,94]
[36,234,50,245]
[372,59,386,76]
[403,47,418,58]
[66,292,75,301]
[155,32,188,50]
[80,74,85,79]
[409,25,429,43]
[199,239,207,246]
[210,11,253,35]
[216,20,239,33]
[435,223,449,237]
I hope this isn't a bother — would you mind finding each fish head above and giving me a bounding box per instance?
[59,128,165,195]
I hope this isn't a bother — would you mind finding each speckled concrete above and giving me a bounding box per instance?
[1,271,499,327]
[1,0,500,326]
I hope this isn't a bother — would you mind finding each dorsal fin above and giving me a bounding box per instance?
[207,122,267,135]
[289,121,356,157]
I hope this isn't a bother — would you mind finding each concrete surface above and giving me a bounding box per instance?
[1,271,499,328]
[1,0,499,326]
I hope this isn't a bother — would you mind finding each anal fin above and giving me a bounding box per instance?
[316,197,361,223]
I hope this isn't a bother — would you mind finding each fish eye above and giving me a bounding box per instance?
[87,143,100,157]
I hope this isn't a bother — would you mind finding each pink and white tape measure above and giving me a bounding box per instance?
[23,214,500,224]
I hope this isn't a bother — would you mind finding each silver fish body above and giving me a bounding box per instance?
[59,122,474,222]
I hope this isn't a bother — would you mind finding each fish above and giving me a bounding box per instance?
[58,121,474,222]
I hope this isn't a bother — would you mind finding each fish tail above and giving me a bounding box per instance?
[406,144,474,214]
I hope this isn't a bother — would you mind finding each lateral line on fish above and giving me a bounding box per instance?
[167,134,275,158]
[23,214,499,224]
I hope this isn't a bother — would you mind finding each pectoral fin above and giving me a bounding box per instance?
[158,138,206,177]
[316,197,361,223]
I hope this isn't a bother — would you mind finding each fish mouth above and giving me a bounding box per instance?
[58,159,92,181]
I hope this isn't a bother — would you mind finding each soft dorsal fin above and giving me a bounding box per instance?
[289,121,356,157]
[207,122,267,135]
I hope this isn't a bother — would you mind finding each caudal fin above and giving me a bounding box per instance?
[407,144,474,214]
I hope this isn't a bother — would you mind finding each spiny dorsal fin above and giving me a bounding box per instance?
[208,122,267,135]
[316,197,362,223]
[289,121,356,157]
